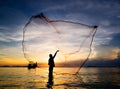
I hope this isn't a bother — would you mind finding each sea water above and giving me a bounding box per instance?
[0,67,120,89]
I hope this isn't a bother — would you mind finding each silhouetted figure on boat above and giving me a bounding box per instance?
[28,61,37,69]
[47,50,59,86]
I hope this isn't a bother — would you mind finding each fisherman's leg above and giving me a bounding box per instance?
[49,67,53,76]
[48,66,53,84]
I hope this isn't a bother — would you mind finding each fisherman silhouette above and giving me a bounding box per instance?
[47,50,59,87]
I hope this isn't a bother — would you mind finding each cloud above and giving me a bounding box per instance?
[94,31,120,60]
[109,33,120,48]
[100,20,111,26]
[96,46,119,60]
[0,25,23,42]
[117,51,120,59]
[0,26,9,30]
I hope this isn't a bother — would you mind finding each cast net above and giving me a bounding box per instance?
[22,13,97,74]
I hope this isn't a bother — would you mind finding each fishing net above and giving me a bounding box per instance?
[22,13,97,74]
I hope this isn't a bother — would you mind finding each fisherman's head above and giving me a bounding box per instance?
[49,54,52,57]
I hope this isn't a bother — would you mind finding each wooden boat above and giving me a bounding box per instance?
[28,61,37,69]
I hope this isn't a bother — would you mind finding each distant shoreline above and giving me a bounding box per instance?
[0,66,120,68]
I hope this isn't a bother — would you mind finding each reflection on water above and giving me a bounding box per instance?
[0,67,120,89]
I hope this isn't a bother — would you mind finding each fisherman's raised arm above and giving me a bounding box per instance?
[53,50,59,58]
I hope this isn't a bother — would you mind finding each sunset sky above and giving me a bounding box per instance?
[0,0,120,66]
